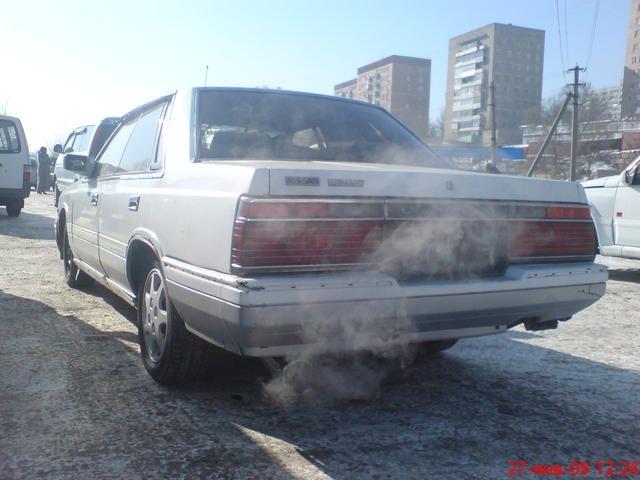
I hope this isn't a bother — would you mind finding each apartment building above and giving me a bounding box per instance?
[622,0,640,118]
[334,55,431,139]
[444,23,545,145]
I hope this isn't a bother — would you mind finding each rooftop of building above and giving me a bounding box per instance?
[449,22,545,43]
[334,78,357,90]
[357,55,431,75]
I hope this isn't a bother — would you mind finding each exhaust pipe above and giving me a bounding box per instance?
[262,358,314,386]
[523,318,559,331]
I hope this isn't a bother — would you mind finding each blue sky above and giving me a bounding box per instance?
[0,0,629,148]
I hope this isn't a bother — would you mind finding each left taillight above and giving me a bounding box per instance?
[231,198,384,274]
[23,164,30,187]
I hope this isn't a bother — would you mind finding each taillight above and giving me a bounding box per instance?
[232,198,597,275]
[510,221,596,258]
[232,199,384,273]
[23,164,30,187]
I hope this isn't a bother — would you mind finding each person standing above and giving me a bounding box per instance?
[36,146,51,194]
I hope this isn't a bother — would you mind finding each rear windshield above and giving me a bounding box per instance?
[0,119,21,154]
[197,90,448,168]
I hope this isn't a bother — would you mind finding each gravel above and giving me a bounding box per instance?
[1,193,638,479]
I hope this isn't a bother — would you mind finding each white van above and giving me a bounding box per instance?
[0,115,30,216]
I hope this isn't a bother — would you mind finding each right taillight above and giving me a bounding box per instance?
[23,164,30,188]
[509,206,595,259]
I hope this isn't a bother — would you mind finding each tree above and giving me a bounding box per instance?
[428,109,445,139]
[539,89,571,126]
[579,83,612,122]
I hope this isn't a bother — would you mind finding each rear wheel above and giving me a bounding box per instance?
[63,230,94,288]
[137,261,210,385]
[5,200,21,217]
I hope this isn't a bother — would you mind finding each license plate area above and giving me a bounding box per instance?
[378,220,509,282]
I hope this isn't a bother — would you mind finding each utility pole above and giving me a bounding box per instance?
[526,93,572,177]
[204,65,209,87]
[568,65,585,181]
[489,81,497,164]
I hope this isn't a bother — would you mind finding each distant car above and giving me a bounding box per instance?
[0,115,30,216]
[56,87,606,385]
[52,117,119,205]
[583,156,640,259]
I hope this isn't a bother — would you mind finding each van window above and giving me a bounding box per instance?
[0,119,21,154]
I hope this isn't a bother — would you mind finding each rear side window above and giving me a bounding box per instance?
[0,119,21,154]
[96,121,136,177]
[118,103,165,173]
[72,126,96,152]
[96,102,167,177]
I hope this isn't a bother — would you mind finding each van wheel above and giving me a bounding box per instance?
[5,200,21,217]
[63,231,94,288]
[137,261,209,385]
[54,185,61,207]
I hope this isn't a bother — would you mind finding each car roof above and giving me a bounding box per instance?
[194,86,385,110]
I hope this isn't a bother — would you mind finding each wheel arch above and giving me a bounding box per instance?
[56,209,67,259]
[126,235,163,302]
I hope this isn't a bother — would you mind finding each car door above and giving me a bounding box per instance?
[69,121,136,274]
[614,157,640,250]
[98,100,169,293]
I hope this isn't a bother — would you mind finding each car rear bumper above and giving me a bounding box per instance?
[164,259,608,357]
[0,187,29,201]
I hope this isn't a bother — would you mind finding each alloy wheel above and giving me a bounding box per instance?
[142,269,169,363]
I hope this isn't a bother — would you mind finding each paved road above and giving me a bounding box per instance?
[1,193,639,479]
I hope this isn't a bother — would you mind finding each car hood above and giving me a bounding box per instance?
[582,175,621,189]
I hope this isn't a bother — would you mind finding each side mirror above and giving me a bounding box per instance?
[63,153,89,174]
[53,144,63,154]
[624,168,639,185]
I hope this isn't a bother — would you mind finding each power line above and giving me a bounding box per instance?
[585,0,601,70]
[564,0,570,66]
[555,0,567,81]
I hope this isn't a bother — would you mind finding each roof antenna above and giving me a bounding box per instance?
[204,65,209,87]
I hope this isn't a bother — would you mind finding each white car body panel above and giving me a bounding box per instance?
[0,115,30,215]
[57,88,607,357]
[583,157,640,259]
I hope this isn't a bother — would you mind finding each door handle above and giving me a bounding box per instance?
[90,194,99,206]
[128,195,140,211]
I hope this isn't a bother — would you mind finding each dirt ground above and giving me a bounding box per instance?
[1,192,639,479]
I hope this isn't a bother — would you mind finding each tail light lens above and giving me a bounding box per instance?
[232,198,596,275]
[232,199,385,273]
[23,164,30,187]
[510,209,595,259]
[233,221,383,269]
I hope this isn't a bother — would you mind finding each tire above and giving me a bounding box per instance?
[137,260,210,385]
[5,200,21,217]
[54,185,61,207]
[416,339,458,356]
[62,230,94,288]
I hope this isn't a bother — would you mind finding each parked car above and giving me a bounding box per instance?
[583,156,640,259]
[52,117,119,205]
[0,115,31,216]
[56,88,607,385]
